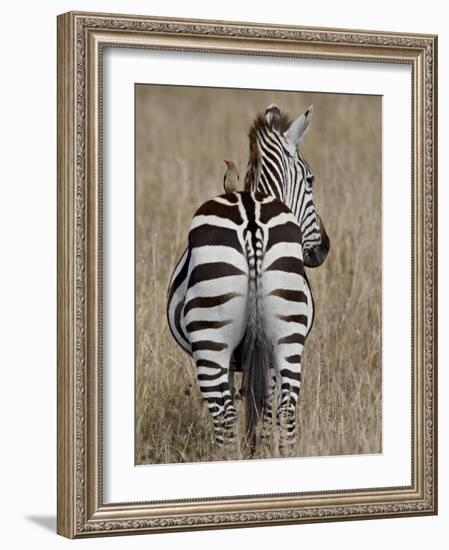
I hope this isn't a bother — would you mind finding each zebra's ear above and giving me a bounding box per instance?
[285,105,313,145]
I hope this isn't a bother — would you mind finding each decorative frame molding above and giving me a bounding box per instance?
[57,11,438,538]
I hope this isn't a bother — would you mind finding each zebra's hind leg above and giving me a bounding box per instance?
[277,404,297,455]
[196,355,238,450]
[206,401,238,450]
[274,353,302,454]
[260,365,276,447]
[224,364,242,448]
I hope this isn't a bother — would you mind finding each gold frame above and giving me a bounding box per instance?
[57,11,438,538]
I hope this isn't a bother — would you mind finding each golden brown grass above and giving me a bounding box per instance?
[135,85,382,464]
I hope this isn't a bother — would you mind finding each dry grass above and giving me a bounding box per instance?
[135,85,382,464]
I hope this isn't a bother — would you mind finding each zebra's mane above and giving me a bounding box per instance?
[250,109,292,135]
[244,109,292,191]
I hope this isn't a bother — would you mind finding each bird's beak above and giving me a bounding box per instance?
[224,160,229,166]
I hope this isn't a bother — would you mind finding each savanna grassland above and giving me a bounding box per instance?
[135,85,382,464]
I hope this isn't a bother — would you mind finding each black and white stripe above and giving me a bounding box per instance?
[167,105,329,451]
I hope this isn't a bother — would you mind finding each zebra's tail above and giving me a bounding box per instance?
[242,230,271,453]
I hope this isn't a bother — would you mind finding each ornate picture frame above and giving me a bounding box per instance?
[57,11,437,538]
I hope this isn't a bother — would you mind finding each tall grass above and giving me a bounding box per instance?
[135,85,382,464]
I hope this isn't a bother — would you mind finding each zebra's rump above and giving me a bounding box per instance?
[167,191,310,356]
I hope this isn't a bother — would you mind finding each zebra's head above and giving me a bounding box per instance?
[245,104,330,268]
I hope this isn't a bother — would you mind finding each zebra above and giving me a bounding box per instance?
[167,104,329,453]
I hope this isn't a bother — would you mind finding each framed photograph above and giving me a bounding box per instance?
[57,11,438,538]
